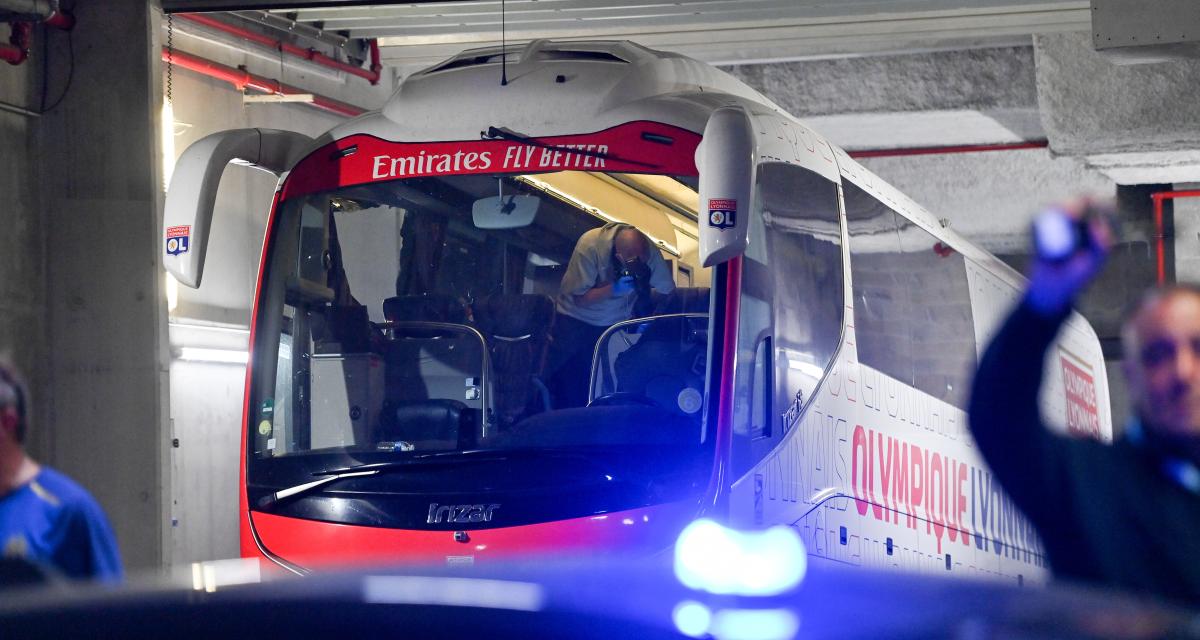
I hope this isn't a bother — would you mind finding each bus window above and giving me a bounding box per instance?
[845,181,912,388]
[846,181,976,409]
[735,162,844,473]
[895,216,976,409]
[765,165,844,427]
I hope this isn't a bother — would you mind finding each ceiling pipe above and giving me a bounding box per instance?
[177,13,380,85]
[848,140,1049,159]
[1150,190,1200,285]
[230,10,350,50]
[0,0,73,28]
[0,0,72,66]
[162,47,366,118]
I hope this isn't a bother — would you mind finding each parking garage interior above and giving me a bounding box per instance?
[3,0,1200,631]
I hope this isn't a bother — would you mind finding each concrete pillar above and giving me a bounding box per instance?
[1171,186,1200,285]
[35,0,171,573]
[0,27,48,458]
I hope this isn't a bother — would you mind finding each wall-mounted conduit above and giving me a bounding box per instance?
[161,47,366,118]
[176,13,380,85]
[848,140,1049,159]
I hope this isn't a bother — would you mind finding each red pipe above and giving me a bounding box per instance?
[162,47,366,118]
[848,139,1049,159]
[1,22,32,65]
[1150,190,1200,284]
[178,13,380,85]
[43,10,74,30]
[1,7,74,67]
[369,39,381,81]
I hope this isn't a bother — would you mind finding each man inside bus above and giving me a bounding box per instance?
[547,222,676,408]
[969,199,1200,604]
[0,359,122,584]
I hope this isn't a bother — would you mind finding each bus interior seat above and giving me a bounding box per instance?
[472,293,555,425]
[380,293,485,443]
[374,398,471,451]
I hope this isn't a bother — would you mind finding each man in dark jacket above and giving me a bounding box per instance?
[970,200,1200,604]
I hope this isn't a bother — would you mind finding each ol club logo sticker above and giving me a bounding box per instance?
[708,199,736,230]
[165,225,191,256]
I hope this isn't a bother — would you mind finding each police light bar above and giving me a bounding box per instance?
[673,519,807,597]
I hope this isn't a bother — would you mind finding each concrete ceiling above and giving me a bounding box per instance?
[264,0,1091,69]
[235,1,1200,187]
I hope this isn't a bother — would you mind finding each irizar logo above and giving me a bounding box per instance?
[427,503,500,525]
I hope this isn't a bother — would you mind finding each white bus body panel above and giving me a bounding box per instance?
[730,141,1111,582]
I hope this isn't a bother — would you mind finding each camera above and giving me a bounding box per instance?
[616,256,651,284]
[1031,202,1114,263]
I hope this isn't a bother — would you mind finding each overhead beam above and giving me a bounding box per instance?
[162,0,460,13]
[368,3,1090,68]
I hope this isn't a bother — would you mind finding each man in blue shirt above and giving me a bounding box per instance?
[0,360,122,583]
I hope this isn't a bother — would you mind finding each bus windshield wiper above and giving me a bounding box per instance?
[256,449,596,510]
[255,468,381,511]
[482,126,656,169]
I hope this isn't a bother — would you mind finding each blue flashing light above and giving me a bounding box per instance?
[672,600,712,637]
[673,519,807,596]
[711,608,800,640]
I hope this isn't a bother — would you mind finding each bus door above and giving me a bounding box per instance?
[697,109,845,524]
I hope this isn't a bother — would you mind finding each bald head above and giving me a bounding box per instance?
[1121,285,1200,439]
[614,228,651,264]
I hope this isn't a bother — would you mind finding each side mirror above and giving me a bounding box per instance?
[697,106,755,267]
[472,194,539,229]
[163,128,313,288]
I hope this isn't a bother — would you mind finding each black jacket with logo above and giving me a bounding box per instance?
[969,299,1200,604]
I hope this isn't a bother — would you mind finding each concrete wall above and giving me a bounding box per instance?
[0,26,47,458]
[32,0,170,573]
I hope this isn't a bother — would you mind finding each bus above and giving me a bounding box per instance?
[163,39,1111,580]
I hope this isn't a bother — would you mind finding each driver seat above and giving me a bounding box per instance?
[472,293,555,426]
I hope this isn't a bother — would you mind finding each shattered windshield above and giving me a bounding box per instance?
[251,171,712,462]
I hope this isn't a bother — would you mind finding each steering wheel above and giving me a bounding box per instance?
[587,392,660,408]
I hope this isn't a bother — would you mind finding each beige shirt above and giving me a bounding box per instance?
[556,223,676,327]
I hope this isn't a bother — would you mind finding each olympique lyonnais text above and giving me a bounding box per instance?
[1061,357,1100,436]
[371,144,611,180]
[851,425,1042,562]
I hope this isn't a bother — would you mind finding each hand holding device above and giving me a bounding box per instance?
[612,276,636,296]
[1026,198,1116,316]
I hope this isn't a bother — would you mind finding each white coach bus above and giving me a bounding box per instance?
[162,39,1111,579]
